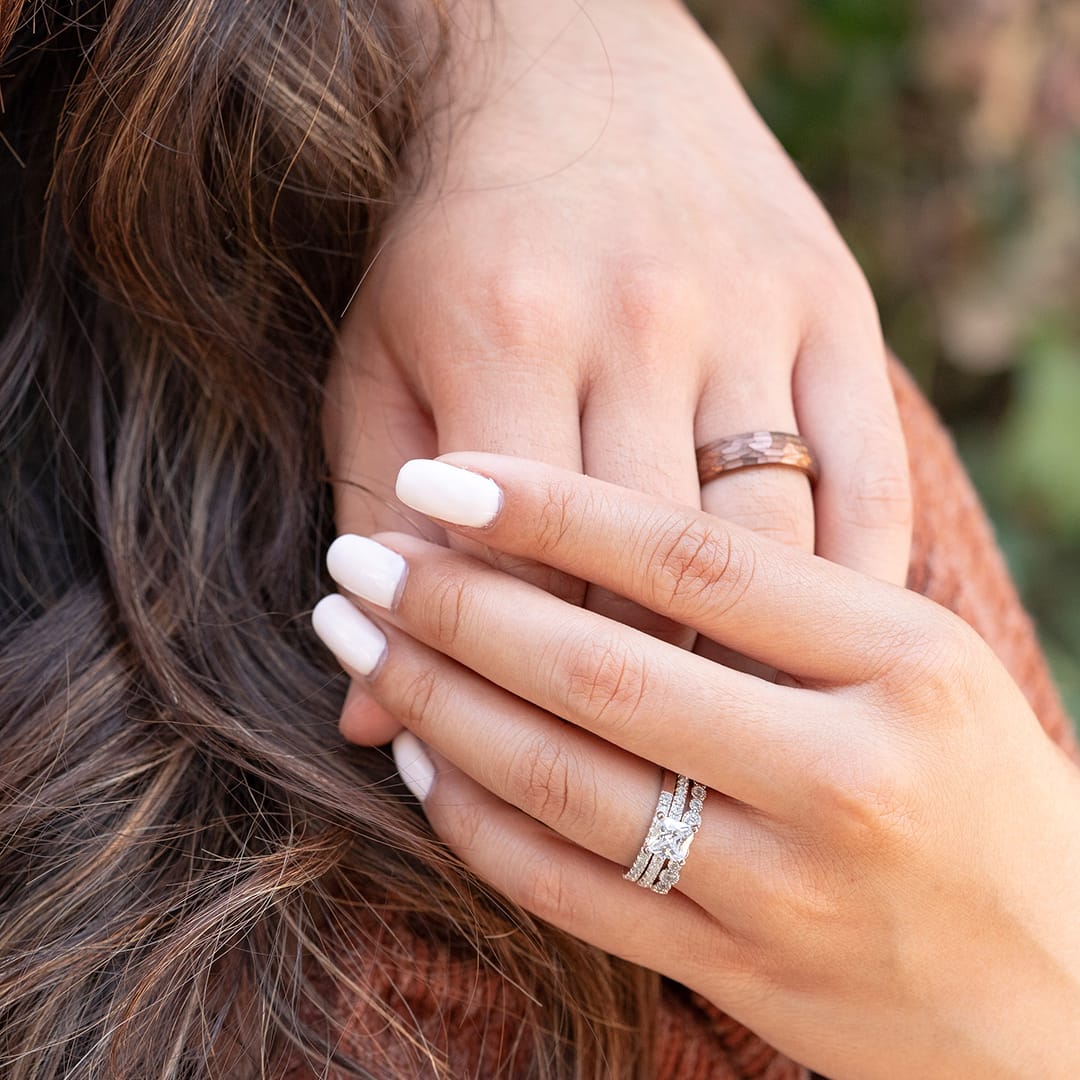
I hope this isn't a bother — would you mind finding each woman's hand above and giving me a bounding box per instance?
[313,455,1080,1080]
[324,0,911,743]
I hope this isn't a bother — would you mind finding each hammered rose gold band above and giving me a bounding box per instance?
[696,431,819,487]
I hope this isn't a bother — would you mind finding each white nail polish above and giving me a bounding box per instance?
[396,459,502,528]
[326,535,407,609]
[311,594,387,676]
[392,729,434,801]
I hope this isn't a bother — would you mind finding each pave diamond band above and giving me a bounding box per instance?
[624,773,707,895]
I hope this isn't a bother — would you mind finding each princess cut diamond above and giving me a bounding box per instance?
[645,815,694,861]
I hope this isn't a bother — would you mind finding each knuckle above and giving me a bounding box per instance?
[535,480,585,560]
[473,268,556,350]
[608,256,697,339]
[842,450,913,535]
[646,515,751,619]
[421,565,471,649]
[393,665,443,736]
[854,603,945,689]
[839,258,880,321]
[864,604,975,706]
[555,634,650,734]
[899,614,986,722]
[808,245,880,325]
[806,733,922,853]
[509,732,592,833]
[518,848,577,924]
[771,852,844,942]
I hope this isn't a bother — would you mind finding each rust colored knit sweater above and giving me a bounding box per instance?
[288,358,1076,1079]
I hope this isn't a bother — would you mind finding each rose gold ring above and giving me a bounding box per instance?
[696,431,819,487]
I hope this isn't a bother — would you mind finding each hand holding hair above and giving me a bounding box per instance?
[325,0,911,745]
[314,453,1080,1080]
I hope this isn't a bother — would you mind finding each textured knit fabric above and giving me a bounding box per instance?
[287,357,1075,1079]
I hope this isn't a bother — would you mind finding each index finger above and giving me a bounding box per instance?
[394,454,926,684]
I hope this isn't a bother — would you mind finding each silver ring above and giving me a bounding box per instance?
[624,773,707,894]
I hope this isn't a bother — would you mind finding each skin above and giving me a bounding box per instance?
[319,453,1080,1080]
[325,0,913,742]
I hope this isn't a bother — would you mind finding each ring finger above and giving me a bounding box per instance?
[693,362,814,674]
[395,740,737,997]
[694,364,814,552]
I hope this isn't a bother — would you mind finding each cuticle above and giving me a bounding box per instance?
[435,463,505,531]
[365,640,389,681]
[388,559,409,611]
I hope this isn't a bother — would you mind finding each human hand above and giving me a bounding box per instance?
[324,0,911,744]
[313,455,1080,1080]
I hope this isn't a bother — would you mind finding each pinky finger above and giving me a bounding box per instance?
[393,732,731,993]
[794,325,912,586]
[338,681,398,739]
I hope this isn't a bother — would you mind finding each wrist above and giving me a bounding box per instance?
[407,0,734,188]
[929,751,1080,1080]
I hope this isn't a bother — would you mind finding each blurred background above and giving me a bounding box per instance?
[690,0,1080,726]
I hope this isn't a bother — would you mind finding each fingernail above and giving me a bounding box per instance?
[311,594,387,676]
[396,459,502,528]
[392,729,434,801]
[326,535,407,609]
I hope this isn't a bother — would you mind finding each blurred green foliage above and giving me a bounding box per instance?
[692,0,1080,723]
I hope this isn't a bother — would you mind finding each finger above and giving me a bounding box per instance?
[579,373,701,648]
[338,679,398,738]
[693,364,814,678]
[392,734,737,997]
[324,335,441,541]
[323,335,439,745]
[393,454,926,683]
[430,363,587,606]
[324,534,830,807]
[794,321,912,586]
[695,370,814,555]
[316,595,782,914]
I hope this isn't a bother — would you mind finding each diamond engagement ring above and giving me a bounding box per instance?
[624,773,707,895]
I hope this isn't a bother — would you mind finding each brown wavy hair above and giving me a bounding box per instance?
[0,2,659,1076]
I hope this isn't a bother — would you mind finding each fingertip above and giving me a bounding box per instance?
[339,680,404,746]
[395,457,504,529]
[391,729,435,802]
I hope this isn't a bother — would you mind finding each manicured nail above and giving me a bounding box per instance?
[311,594,387,676]
[396,459,502,528]
[326,535,407,609]
[392,729,434,801]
